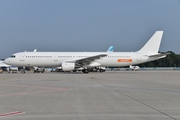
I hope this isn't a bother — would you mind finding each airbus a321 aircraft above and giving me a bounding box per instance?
[5,31,169,73]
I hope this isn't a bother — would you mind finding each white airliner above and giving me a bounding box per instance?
[5,31,169,73]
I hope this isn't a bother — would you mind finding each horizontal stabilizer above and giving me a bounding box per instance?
[148,52,171,57]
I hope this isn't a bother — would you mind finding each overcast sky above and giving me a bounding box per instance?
[0,0,180,58]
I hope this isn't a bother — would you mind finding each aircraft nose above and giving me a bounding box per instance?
[4,58,10,64]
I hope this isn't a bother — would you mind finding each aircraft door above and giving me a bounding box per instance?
[20,53,25,61]
[54,53,58,61]
[136,53,141,62]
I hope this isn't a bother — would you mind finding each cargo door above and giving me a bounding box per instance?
[136,53,141,62]
[20,53,25,61]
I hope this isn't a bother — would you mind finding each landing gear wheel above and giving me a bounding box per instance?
[21,69,25,74]
[82,69,89,74]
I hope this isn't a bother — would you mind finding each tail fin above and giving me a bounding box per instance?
[107,46,114,52]
[138,31,163,53]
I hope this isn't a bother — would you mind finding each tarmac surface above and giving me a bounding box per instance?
[0,71,180,120]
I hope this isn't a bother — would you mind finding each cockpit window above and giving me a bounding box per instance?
[10,55,16,58]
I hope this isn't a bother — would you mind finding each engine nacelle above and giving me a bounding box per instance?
[61,62,75,71]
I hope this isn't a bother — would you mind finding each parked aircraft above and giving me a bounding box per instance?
[5,31,169,73]
[0,60,10,69]
[0,60,18,73]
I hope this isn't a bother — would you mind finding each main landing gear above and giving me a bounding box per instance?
[20,67,26,74]
[82,69,89,74]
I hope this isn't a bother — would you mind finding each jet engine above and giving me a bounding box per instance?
[61,63,75,71]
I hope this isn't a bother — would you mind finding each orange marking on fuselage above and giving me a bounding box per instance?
[117,59,132,62]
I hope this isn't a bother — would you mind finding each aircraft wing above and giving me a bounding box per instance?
[148,52,171,57]
[74,54,107,66]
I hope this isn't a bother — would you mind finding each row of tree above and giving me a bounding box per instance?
[139,51,180,67]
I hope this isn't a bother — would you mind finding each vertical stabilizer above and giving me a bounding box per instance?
[138,31,163,53]
[107,46,114,52]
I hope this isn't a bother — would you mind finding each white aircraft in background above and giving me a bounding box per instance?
[5,31,169,73]
[0,60,10,68]
[0,60,18,72]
